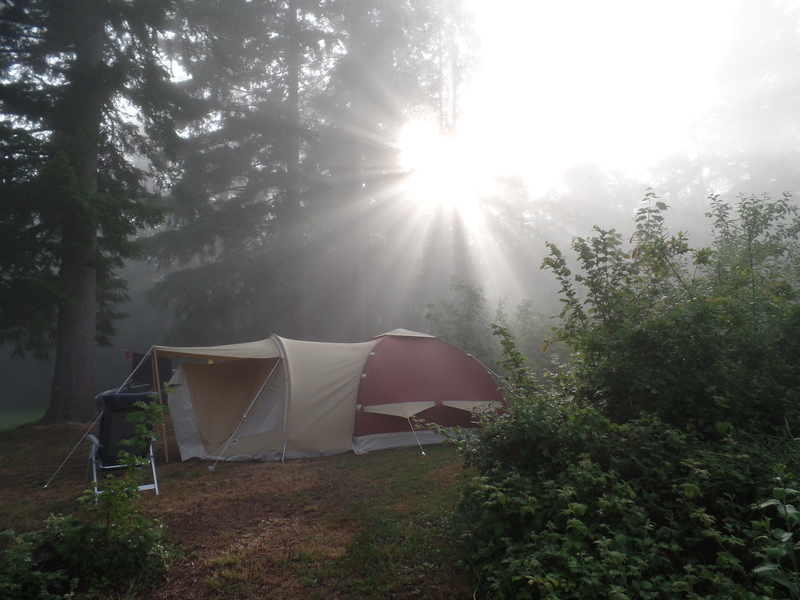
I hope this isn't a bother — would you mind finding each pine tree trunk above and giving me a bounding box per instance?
[41,16,105,424]
[45,221,98,423]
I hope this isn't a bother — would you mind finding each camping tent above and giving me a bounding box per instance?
[152,329,503,462]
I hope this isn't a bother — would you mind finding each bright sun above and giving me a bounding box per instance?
[398,121,487,225]
[397,119,522,308]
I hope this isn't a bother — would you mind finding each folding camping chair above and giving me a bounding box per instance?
[86,392,160,496]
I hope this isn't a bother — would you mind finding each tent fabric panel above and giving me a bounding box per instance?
[356,403,478,437]
[154,338,281,360]
[370,328,435,339]
[183,358,280,453]
[352,430,449,454]
[235,364,284,439]
[362,401,435,418]
[281,446,353,460]
[196,446,284,462]
[165,367,206,461]
[354,335,502,438]
[411,339,502,403]
[208,428,286,459]
[278,337,377,455]
[442,400,504,412]
[356,336,436,408]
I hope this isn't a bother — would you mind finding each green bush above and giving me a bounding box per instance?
[458,334,800,598]
[456,193,800,598]
[542,191,800,436]
[0,400,170,598]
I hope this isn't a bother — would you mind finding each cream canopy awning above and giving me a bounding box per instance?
[442,400,504,412]
[153,338,281,360]
[363,401,436,418]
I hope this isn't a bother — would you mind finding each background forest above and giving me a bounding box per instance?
[2,0,800,420]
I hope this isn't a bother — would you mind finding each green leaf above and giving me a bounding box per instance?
[772,529,792,543]
[682,483,701,499]
[715,421,734,435]
[770,575,799,595]
[766,546,788,560]
[753,563,780,574]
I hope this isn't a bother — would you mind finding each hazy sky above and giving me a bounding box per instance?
[404,0,744,197]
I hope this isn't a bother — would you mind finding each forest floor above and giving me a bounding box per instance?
[0,420,475,599]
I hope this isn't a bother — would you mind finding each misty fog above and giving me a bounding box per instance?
[2,0,798,415]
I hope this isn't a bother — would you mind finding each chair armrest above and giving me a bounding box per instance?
[87,434,99,445]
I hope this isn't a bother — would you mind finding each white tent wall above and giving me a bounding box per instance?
[352,430,450,454]
[167,367,205,460]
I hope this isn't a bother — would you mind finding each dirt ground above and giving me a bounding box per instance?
[0,421,475,599]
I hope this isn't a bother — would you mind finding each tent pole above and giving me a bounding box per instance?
[209,360,280,469]
[151,348,169,464]
[43,411,102,488]
[275,337,290,463]
[406,417,426,456]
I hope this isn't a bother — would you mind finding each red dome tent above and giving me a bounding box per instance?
[353,331,504,453]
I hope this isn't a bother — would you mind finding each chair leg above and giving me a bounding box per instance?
[149,444,160,496]
[91,454,101,497]
[86,435,102,497]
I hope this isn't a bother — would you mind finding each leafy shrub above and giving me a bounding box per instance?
[542,191,800,436]
[0,528,77,600]
[456,193,800,598]
[0,400,170,598]
[457,331,800,598]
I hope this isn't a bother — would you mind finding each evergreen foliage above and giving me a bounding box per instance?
[0,0,186,421]
[147,0,479,343]
[430,276,495,366]
[427,277,568,377]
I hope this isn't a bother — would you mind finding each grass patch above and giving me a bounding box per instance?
[295,446,467,599]
[0,426,474,599]
[0,408,45,431]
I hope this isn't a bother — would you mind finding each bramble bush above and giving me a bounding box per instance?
[542,191,800,436]
[0,400,170,599]
[456,193,800,599]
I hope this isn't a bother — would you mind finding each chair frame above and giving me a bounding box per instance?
[86,392,160,496]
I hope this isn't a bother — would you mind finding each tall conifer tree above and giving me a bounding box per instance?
[0,0,184,422]
[149,0,477,343]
